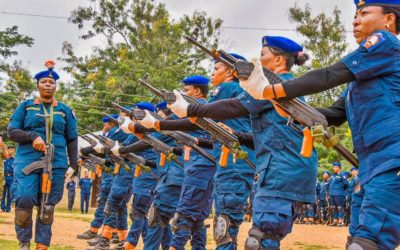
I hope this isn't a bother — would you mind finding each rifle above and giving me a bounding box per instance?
[185,28,359,168]
[137,76,256,170]
[81,131,129,175]
[111,105,215,164]
[104,111,184,168]
[22,113,54,222]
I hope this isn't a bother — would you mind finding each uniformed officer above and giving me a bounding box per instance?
[1,145,14,212]
[134,75,216,250]
[167,39,317,249]
[7,61,78,250]
[328,162,348,226]
[241,1,400,248]
[66,177,76,211]
[77,114,121,242]
[114,102,160,250]
[80,171,93,214]
[0,135,9,206]
[319,171,330,223]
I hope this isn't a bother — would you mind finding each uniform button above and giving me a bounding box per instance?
[352,60,358,65]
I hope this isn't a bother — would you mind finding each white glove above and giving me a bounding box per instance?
[167,90,189,118]
[93,141,104,154]
[239,58,270,100]
[111,141,121,157]
[119,116,134,134]
[66,167,75,178]
[138,110,158,129]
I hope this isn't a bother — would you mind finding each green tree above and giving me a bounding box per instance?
[288,4,354,170]
[61,0,222,131]
[0,27,34,135]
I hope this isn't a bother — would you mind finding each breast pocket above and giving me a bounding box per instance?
[53,113,66,134]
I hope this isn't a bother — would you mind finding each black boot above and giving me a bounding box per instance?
[77,230,98,240]
[86,236,110,250]
[18,241,30,250]
[347,237,379,250]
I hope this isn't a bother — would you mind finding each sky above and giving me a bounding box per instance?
[0,0,358,82]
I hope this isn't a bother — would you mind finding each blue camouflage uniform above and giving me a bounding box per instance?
[328,165,348,220]
[79,177,92,213]
[237,70,318,249]
[127,103,161,248]
[340,23,400,249]
[169,76,216,250]
[8,94,78,247]
[1,156,14,212]
[66,179,76,211]
[318,173,330,221]
[144,131,184,250]
[210,76,256,250]
[89,123,123,231]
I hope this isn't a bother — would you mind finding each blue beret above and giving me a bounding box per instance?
[215,52,247,64]
[156,101,167,111]
[332,161,342,168]
[182,75,209,86]
[323,171,331,176]
[350,167,358,171]
[262,36,303,54]
[34,60,60,81]
[354,0,400,8]
[135,102,156,112]
[341,171,350,178]
[102,114,119,123]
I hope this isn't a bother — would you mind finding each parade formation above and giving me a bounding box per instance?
[1,0,400,249]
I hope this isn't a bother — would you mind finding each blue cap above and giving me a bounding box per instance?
[34,60,60,81]
[102,114,118,123]
[156,101,167,111]
[182,75,209,86]
[332,162,342,168]
[215,52,247,64]
[262,36,303,54]
[354,0,400,8]
[135,102,156,112]
[323,171,331,176]
[350,167,358,171]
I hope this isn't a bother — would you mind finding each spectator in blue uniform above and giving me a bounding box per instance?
[328,162,348,226]
[1,145,15,212]
[66,177,76,211]
[319,171,330,222]
[79,171,92,214]
[7,61,78,250]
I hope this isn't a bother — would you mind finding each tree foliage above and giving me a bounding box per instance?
[288,5,354,172]
[60,0,222,131]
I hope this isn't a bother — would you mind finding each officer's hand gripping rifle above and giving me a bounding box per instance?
[185,28,358,168]
[111,106,215,164]
[137,76,256,170]
[22,113,54,222]
[106,109,184,168]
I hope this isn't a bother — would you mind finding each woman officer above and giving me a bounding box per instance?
[240,1,400,249]
[167,36,318,250]
[7,61,78,250]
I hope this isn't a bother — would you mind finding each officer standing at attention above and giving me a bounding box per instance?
[240,1,400,248]
[319,171,330,223]
[1,145,14,212]
[80,170,92,214]
[328,162,348,226]
[66,177,76,211]
[167,37,317,250]
[7,61,78,250]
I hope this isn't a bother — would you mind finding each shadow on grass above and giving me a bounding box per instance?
[0,239,75,250]
[292,241,340,250]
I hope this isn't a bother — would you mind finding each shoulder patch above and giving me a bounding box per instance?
[362,32,385,51]
[54,111,66,117]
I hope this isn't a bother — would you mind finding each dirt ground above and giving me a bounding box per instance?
[0,190,350,250]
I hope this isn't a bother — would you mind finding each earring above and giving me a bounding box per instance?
[385,23,390,29]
